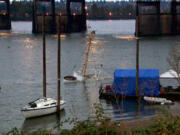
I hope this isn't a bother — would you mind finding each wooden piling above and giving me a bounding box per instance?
[42,14,47,97]
[57,15,61,114]
[135,12,139,97]
[136,39,139,97]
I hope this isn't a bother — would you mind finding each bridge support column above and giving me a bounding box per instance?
[32,0,56,33]
[66,0,87,33]
[171,0,177,35]
[0,0,11,30]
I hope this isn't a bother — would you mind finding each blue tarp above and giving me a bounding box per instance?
[112,69,159,96]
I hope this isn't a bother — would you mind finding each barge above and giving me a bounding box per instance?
[99,69,180,101]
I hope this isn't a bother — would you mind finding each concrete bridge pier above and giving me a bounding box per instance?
[136,0,180,36]
[66,0,86,32]
[32,0,56,33]
[0,0,11,30]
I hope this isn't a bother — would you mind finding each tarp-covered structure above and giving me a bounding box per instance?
[112,69,159,96]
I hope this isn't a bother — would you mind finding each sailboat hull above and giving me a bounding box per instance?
[21,104,65,119]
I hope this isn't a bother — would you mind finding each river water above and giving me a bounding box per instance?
[0,20,180,133]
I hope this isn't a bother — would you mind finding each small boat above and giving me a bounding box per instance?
[63,75,77,83]
[160,69,179,78]
[63,71,85,83]
[63,31,95,83]
[21,97,65,119]
[143,96,173,105]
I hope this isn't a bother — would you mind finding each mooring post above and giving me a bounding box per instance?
[136,38,139,97]
[57,15,61,115]
[171,0,177,34]
[135,4,139,97]
[6,0,11,29]
[135,0,139,36]
[42,14,47,97]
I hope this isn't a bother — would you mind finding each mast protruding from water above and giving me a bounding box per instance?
[82,31,95,77]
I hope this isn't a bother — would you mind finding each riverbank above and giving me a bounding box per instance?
[6,111,180,135]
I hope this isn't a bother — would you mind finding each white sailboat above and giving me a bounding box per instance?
[22,16,65,118]
[21,98,65,119]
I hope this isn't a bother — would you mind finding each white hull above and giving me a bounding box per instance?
[160,69,179,78]
[22,104,65,119]
[143,96,173,105]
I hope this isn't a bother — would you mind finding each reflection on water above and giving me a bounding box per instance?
[102,99,157,121]
[91,40,104,45]
[115,35,137,41]
[21,111,66,132]
[51,34,67,39]
[0,33,14,36]
[23,38,37,49]
[0,20,180,133]
[0,32,17,39]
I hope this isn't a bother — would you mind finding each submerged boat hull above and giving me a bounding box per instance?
[63,72,85,83]
[21,104,65,119]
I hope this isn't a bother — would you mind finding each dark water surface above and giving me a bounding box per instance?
[0,20,180,133]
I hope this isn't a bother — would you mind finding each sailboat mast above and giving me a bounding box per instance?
[82,34,92,77]
[42,14,46,97]
[57,15,61,114]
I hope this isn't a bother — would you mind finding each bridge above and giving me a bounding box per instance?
[0,0,11,30]
[136,0,180,36]
[1,0,180,35]
[0,0,86,33]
